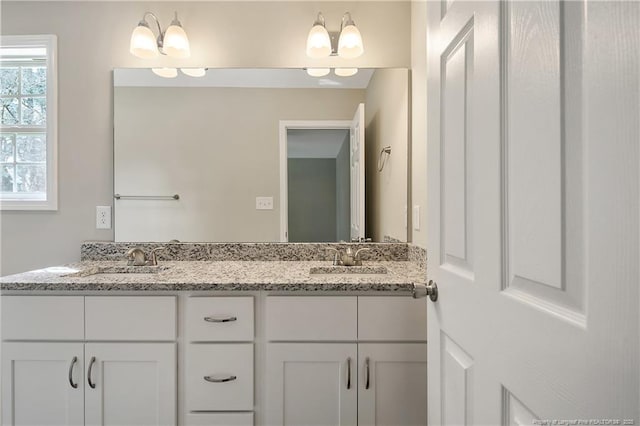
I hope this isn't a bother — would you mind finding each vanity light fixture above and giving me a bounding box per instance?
[334,68,358,77]
[130,12,191,59]
[306,68,331,77]
[152,67,178,78]
[306,13,332,59]
[305,12,364,59]
[338,13,364,59]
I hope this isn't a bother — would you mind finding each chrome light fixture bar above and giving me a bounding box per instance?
[130,11,191,59]
[305,12,364,59]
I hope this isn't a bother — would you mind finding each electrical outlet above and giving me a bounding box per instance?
[256,196,274,210]
[96,206,111,229]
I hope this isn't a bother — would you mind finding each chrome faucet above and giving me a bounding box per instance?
[126,246,166,266]
[126,248,147,266]
[326,246,371,266]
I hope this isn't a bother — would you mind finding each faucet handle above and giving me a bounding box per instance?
[326,248,341,266]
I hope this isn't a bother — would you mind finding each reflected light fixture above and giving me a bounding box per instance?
[130,12,191,59]
[152,67,178,78]
[306,68,331,77]
[338,12,364,59]
[334,68,358,77]
[306,13,332,59]
[181,68,207,77]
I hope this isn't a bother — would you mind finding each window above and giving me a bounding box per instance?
[0,35,57,210]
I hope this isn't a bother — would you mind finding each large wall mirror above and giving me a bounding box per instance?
[113,68,409,243]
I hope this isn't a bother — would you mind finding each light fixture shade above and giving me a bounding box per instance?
[338,24,364,59]
[306,68,330,77]
[181,68,206,77]
[163,24,191,58]
[130,24,159,59]
[152,67,178,78]
[335,68,358,77]
[306,24,332,58]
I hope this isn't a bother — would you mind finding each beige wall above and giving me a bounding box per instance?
[411,1,428,248]
[114,87,364,242]
[0,1,411,275]
[365,69,410,242]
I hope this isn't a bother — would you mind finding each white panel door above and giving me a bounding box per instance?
[350,103,365,240]
[265,343,357,426]
[358,343,427,426]
[1,342,84,426]
[426,0,639,424]
[84,343,176,426]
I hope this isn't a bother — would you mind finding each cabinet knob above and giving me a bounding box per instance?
[68,356,78,389]
[87,356,97,389]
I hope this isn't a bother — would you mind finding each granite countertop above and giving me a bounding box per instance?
[0,260,426,292]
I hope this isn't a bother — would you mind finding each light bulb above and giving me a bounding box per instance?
[306,16,331,58]
[338,22,364,59]
[306,68,331,77]
[180,68,206,77]
[334,68,358,77]
[152,67,178,78]
[163,15,190,58]
[130,23,159,59]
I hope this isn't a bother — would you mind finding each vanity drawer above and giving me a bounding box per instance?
[186,343,254,411]
[1,296,84,340]
[185,413,253,426]
[85,296,176,341]
[266,296,357,341]
[358,296,427,341]
[187,297,254,341]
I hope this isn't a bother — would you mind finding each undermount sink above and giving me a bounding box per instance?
[64,265,169,278]
[309,265,388,275]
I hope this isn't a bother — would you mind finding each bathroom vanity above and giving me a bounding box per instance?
[0,242,428,426]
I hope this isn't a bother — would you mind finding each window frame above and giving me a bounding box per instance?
[0,35,58,211]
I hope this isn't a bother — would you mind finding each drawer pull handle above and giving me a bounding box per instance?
[346,357,352,390]
[87,356,97,389]
[204,316,237,323]
[365,357,370,390]
[204,374,237,383]
[68,356,78,389]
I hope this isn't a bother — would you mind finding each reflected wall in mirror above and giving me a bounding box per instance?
[113,68,409,243]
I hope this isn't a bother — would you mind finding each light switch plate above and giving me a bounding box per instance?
[413,205,420,231]
[96,206,112,229]
[256,197,274,210]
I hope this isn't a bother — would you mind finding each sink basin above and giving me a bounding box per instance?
[64,265,169,278]
[309,265,388,275]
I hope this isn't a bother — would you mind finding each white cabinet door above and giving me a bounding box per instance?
[266,343,357,426]
[357,344,427,426]
[84,343,176,426]
[1,342,84,426]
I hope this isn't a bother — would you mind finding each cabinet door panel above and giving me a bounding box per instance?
[358,344,427,426]
[1,342,84,426]
[266,343,357,426]
[84,343,176,426]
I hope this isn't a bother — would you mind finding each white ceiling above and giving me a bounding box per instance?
[114,68,375,89]
[287,129,350,159]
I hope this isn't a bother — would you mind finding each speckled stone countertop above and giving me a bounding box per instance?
[0,260,426,293]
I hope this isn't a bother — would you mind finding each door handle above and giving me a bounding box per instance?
[413,280,438,302]
[87,356,97,389]
[204,316,237,323]
[204,374,237,383]
[68,356,78,389]
[346,357,352,390]
[365,357,370,390]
